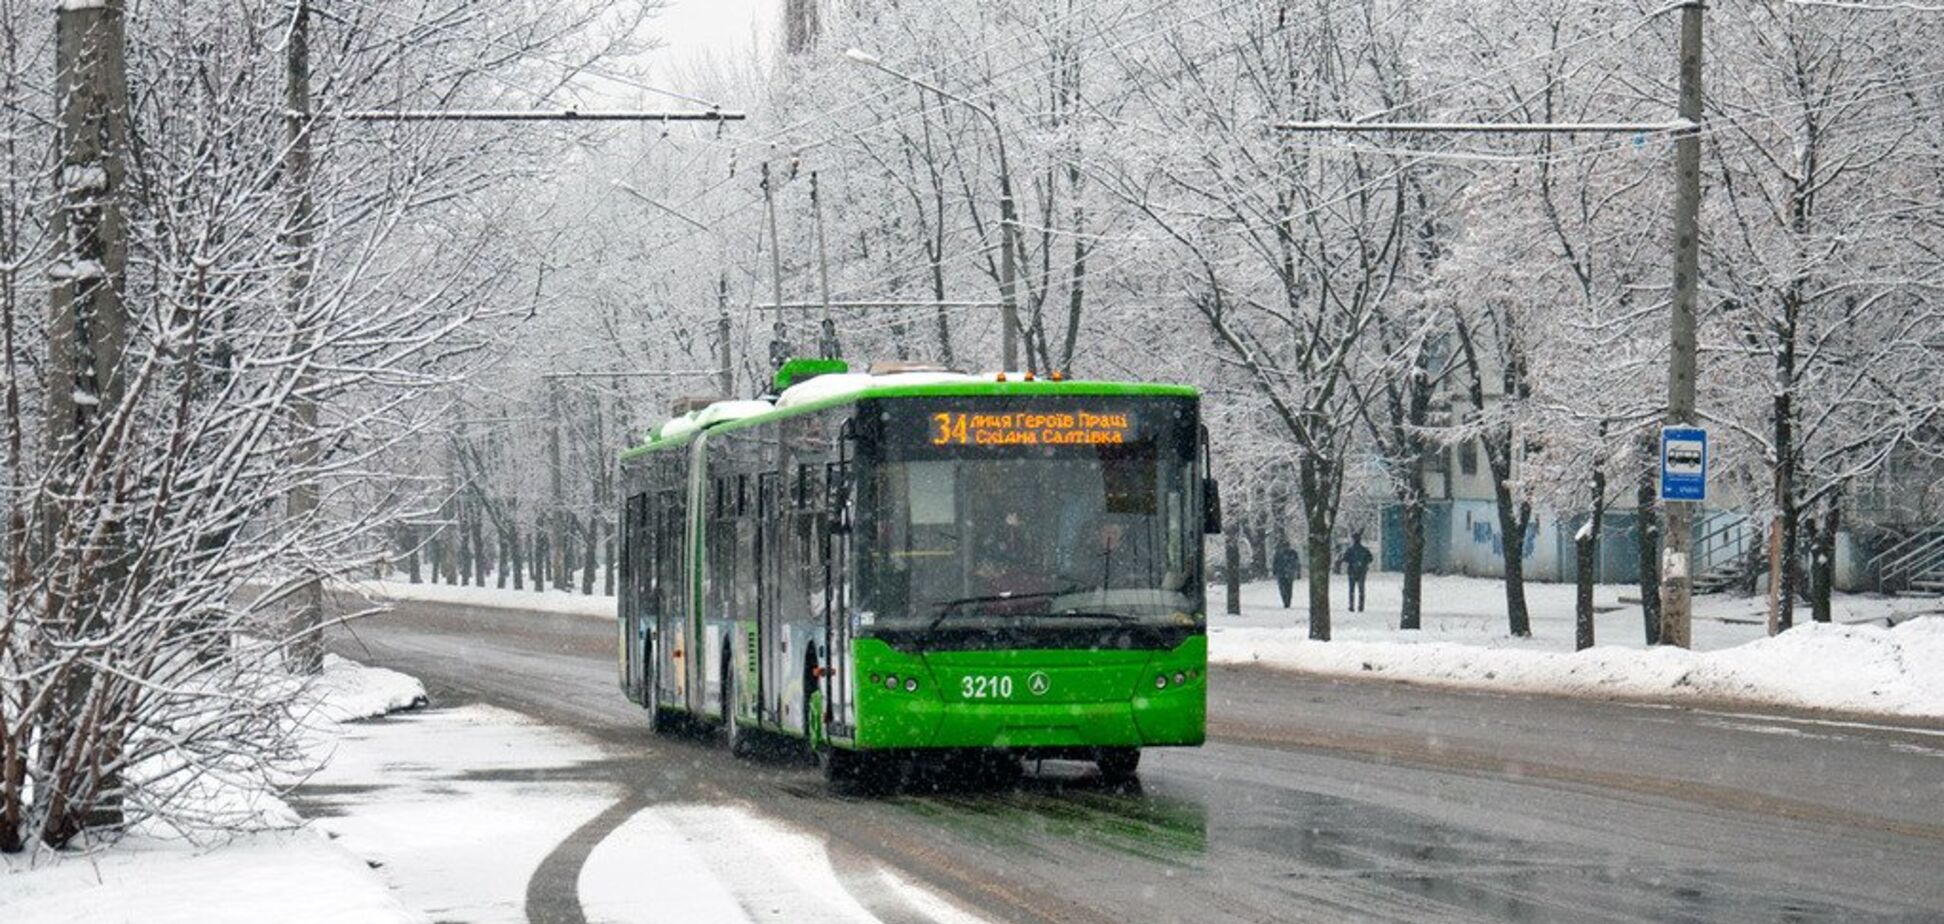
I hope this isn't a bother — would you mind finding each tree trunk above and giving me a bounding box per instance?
[1484,433,1532,637]
[1223,528,1241,616]
[496,532,509,589]
[456,520,472,586]
[1770,291,1800,632]
[1306,533,1332,641]
[1247,521,1268,580]
[1811,493,1841,624]
[471,506,489,586]
[1575,469,1607,651]
[555,516,575,592]
[1635,438,1661,645]
[1399,487,1424,631]
[509,520,524,590]
[603,529,616,596]
[530,529,545,591]
[406,524,422,584]
[580,518,598,595]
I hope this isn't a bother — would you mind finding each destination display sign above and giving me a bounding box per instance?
[866,395,1196,460]
[928,409,1134,447]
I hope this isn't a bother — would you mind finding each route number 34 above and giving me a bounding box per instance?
[961,674,1013,698]
[932,413,970,445]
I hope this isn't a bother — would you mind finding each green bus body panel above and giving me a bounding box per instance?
[619,380,1199,462]
[846,636,1207,750]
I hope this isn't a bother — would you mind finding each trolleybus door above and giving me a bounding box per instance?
[824,428,855,735]
[756,469,778,724]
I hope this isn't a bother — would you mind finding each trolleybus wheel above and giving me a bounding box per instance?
[1096,747,1140,782]
[818,743,860,784]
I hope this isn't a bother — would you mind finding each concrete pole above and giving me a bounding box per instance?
[1657,2,1704,649]
[285,0,326,674]
[48,0,132,835]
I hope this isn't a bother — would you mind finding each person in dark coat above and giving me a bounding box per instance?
[1343,532,1373,613]
[1271,542,1301,609]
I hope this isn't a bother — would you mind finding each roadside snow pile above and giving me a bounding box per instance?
[307,653,428,721]
[1211,616,1944,718]
[349,577,616,618]
[0,657,431,924]
[0,831,423,924]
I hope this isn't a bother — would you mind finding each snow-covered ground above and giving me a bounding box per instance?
[1,656,429,924]
[346,576,615,619]
[294,682,987,923]
[5,650,988,924]
[1210,572,1944,718]
[368,570,1944,719]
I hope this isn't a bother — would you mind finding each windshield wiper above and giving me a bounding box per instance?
[925,587,1077,633]
[1051,610,1139,623]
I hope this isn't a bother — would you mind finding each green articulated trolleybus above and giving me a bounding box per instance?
[616,359,1219,784]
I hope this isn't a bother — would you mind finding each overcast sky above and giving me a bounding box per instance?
[648,0,770,76]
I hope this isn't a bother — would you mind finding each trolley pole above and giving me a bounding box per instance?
[1657,2,1704,650]
[811,171,839,358]
[717,275,734,396]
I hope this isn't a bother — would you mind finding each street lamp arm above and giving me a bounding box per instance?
[839,47,1001,134]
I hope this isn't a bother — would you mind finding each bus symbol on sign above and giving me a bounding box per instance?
[1660,426,1708,502]
[1028,671,1051,696]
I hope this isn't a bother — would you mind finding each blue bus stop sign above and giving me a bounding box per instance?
[1660,426,1708,502]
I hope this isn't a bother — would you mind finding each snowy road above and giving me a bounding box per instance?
[320,598,1944,923]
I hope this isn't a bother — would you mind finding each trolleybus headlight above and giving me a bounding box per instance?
[904,677,919,693]
[885,674,900,690]
[869,673,881,686]
[1173,671,1187,686]
[1154,674,1168,690]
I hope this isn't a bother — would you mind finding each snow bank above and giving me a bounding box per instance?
[1212,616,1944,718]
[1,657,431,924]
[307,653,428,721]
[348,577,616,619]
[1,830,422,924]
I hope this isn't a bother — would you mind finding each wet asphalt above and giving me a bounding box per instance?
[320,598,1944,923]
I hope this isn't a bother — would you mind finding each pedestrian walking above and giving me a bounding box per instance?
[1343,532,1373,613]
[1272,542,1301,609]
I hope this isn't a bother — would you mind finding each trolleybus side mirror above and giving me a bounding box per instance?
[1198,424,1221,534]
[1204,478,1223,535]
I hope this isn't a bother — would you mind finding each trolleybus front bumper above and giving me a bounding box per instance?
[844,636,1207,750]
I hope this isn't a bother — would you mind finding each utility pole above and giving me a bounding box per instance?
[716,275,734,396]
[1658,2,1705,650]
[285,0,325,673]
[47,0,131,836]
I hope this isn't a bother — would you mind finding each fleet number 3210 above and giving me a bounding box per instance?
[961,675,1013,698]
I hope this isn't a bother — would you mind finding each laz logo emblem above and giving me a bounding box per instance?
[1028,671,1051,696]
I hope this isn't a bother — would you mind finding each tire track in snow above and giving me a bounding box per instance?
[571,802,990,924]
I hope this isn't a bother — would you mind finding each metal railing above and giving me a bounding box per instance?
[1876,526,1944,591]
[1693,512,1756,586]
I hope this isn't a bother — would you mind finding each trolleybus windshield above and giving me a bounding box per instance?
[855,395,1203,642]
